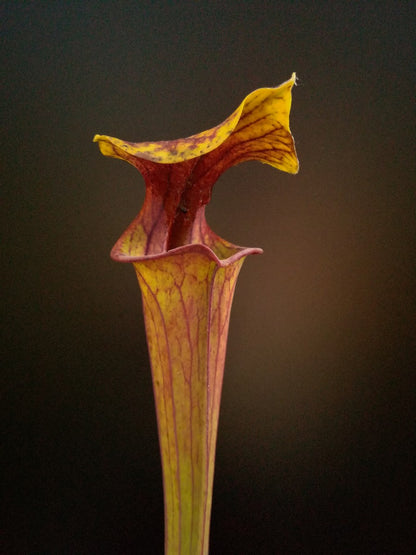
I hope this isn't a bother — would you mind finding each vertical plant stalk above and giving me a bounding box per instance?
[135,247,251,553]
[94,74,298,554]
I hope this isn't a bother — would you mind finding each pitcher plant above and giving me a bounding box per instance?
[94,73,299,554]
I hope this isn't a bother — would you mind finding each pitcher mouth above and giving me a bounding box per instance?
[111,241,263,267]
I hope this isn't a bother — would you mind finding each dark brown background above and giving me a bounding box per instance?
[2,2,415,553]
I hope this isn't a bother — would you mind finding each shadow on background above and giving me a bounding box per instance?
[2,2,415,553]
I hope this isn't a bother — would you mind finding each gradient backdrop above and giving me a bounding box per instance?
[2,2,415,553]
